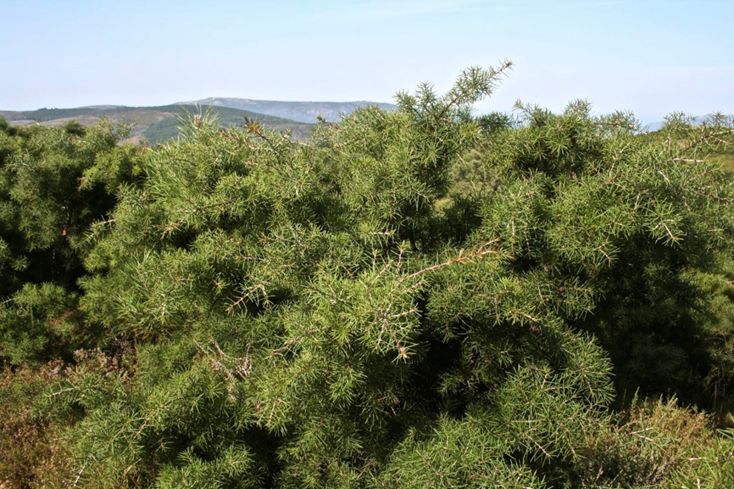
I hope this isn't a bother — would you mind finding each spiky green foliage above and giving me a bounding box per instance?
[462,102,734,407]
[0,120,138,291]
[2,65,734,487]
[0,119,143,368]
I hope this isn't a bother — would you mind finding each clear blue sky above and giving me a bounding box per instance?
[2,0,732,123]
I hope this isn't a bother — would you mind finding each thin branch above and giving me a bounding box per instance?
[407,241,500,281]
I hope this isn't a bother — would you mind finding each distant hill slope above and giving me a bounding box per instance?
[640,113,734,172]
[0,105,312,144]
[642,114,733,132]
[178,97,396,123]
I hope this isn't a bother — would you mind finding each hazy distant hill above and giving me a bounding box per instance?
[639,113,734,172]
[178,97,396,123]
[642,114,732,132]
[0,105,312,144]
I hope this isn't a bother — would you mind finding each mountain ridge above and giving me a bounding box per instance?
[0,104,313,144]
[1,98,397,143]
[177,97,396,123]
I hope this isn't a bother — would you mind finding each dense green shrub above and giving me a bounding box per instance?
[0,118,143,369]
[1,66,733,487]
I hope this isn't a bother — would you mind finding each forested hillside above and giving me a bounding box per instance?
[0,105,313,144]
[1,65,733,488]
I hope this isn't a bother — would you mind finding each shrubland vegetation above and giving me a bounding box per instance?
[1,64,733,488]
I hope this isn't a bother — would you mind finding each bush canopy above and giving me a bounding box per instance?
[1,64,734,488]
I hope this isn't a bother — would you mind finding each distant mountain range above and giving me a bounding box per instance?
[0,98,396,144]
[178,98,397,124]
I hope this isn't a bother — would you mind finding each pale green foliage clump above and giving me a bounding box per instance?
[1,64,733,487]
[464,102,734,405]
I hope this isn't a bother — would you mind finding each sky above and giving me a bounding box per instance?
[1,0,732,124]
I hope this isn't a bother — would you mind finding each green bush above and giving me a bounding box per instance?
[1,66,734,487]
